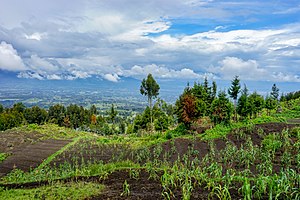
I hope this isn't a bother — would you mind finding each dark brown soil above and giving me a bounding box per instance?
[90,169,240,200]
[0,139,71,177]
[254,122,297,135]
[0,130,42,153]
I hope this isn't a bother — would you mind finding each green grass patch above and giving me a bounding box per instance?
[0,181,104,200]
[11,124,95,140]
[36,136,82,171]
[95,132,169,149]
[0,160,139,185]
[0,153,9,163]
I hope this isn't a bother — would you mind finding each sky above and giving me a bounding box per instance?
[0,0,299,84]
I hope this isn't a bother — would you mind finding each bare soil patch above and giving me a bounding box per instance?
[0,139,71,177]
[0,130,42,153]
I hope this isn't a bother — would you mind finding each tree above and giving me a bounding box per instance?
[237,84,250,119]
[176,92,197,127]
[24,106,47,124]
[270,83,279,101]
[212,81,217,100]
[48,104,66,126]
[89,105,97,115]
[91,114,97,125]
[228,76,241,121]
[248,92,265,118]
[0,111,24,131]
[140,73,160,126]
[210,91,233,124]
[108,104,118,124]
[265,95,277,115]
[12,102,26,113]
[0,104,3,113]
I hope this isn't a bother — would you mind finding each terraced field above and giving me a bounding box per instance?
[0,121,299,199]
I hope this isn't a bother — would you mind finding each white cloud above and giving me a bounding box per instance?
[103,73,120,82]
[46,74,62,80]
[24,32,46,41]
[208,57,267,80]
[208,57,300,82]
[27,55,60,72]
[0,41,27,71]
[124,64,203,79]
[0,0,299,84]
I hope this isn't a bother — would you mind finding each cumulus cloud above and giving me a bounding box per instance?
[208,57,267,80]
[208,57,300,82]
[0,41,27,71]
[0,0,299,84]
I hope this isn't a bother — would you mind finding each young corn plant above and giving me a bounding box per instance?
[120,180,130,197]
[210,184,232,200]
[182,176,193,200]
[129,168,140,180]
[240,177,252,200]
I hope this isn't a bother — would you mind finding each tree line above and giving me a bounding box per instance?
[0,74,298,134]
[0,103,125,134]
[174,76,283,129]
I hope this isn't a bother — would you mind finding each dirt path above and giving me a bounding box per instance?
[0,139,71,177]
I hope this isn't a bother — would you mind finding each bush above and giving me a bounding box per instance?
[165,124,188,138]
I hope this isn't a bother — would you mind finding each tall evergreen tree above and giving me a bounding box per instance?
[176,91,197,127]
[237,84,250,119]
[108,104,118,124]
[228,76,241,121]
[140,73,160,127]
[270,83,279,101]
[210,91,233,124]
[212,81,217,100]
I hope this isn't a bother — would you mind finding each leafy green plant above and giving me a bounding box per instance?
[210,184,232,200]
[240,178,252,200]
[0,153,9,163]
[262,133,282,153]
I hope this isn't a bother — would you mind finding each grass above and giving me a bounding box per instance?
[0,160,140,185]
[36,136,82,171]
[10,123,95,140]
[0,153,9,163]
[0,181,104,200]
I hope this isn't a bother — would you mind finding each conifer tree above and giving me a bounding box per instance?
[271,83,279,101]
[228,76,241,121]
